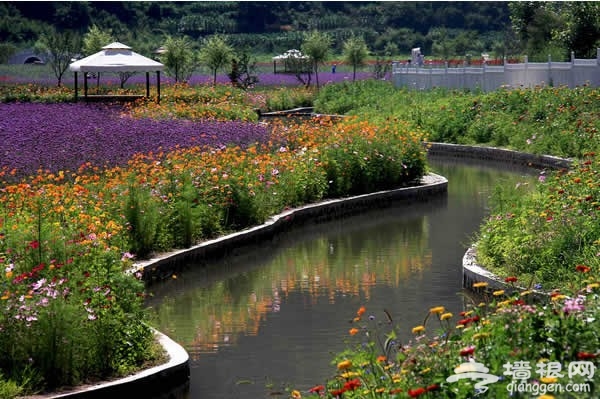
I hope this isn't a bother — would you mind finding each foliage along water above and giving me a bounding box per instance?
[145,156,538,399]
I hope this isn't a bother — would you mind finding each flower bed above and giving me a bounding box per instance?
[0,91,426,395]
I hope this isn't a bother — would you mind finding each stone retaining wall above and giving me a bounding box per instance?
[451,143,571,297]
[41,330,189,399]
[426,142,573,170]
[136,173,448,283]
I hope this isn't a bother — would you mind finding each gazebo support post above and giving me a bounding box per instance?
[145,72,150,97]
[83,72,88,99]
[73,72,78,101]
[156,71,161,104]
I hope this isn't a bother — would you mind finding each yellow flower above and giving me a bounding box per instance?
[412,325,425,334]
[429,306,445,314]
[291,389,302,399]
[473,332,490,340]
[587,283,599,290]
[337,360,352,370]
[551,295,567,301]
[540,377,558,384]
[473,282,488,288]
[496,300,511,307]
[538,395,555,399]
[5,271,12,279]
[420,367,431,374]
[456,324,465,329]
[440,312,453,320]
[376,387,386,393]
[520,290,532,296]
[493,290,505,296]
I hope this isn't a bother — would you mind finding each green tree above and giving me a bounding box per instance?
[228,50,259,90]
[199,34,234,86]
[342,35,369,81]
[82,25,113,56]
[35,28,81,87]
[160,35,197,83]
[301,30,332,89]
[552,2,600,59]
[508,2,562,59]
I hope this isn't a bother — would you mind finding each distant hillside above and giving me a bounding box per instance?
[1,1,511,57]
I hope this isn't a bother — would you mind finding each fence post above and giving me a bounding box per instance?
[571,51,575,88]
[524,55,528,88]
[445,60,448,89]
[548,54,552,87]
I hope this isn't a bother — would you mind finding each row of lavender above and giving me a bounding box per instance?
[0,103,271,181]
[1,71,376,88]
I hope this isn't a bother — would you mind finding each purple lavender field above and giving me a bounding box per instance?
[3,70,376,88]
[0,103,270,179]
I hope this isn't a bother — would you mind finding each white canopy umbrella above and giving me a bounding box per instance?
[69,42,165,102]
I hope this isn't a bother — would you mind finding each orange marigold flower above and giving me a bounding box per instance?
[356,306,366,317]
[440,312,453,320]
[412,325,425,334]
[349,328,359,336]
[337,360,352,370]
[377,355,387,363]
[429,306,445,314]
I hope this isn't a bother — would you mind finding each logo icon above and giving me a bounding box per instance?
[446,362,500,395]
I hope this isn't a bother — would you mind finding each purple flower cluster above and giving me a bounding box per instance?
[0,103,270,179]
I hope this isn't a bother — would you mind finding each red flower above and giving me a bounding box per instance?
[309,385,325,394]
[330,388,347,397]
[576,265,591,273]
[577,352,597,360]
[343,378,361,391]
[28,240,39,249]
[408,387,426,397]
[512,299,525,306]
[504,276,518,283]
[460,346,475,356]
[389,388,403,394]
[426,384,440,392]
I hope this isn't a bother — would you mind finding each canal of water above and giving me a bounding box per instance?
[145,155,539,399]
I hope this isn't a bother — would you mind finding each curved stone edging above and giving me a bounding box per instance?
[449,143,572,296]
[72,141,568,398]
[133,173,448,282]
[39,330,189,399]
[426,142,573,170]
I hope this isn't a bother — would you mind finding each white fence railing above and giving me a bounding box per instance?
[392,50,600,91]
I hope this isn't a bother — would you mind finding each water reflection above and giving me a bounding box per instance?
[146,157,538,399]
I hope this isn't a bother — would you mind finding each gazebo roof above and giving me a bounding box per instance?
[69,42,164,73]
[272,49,308,60]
